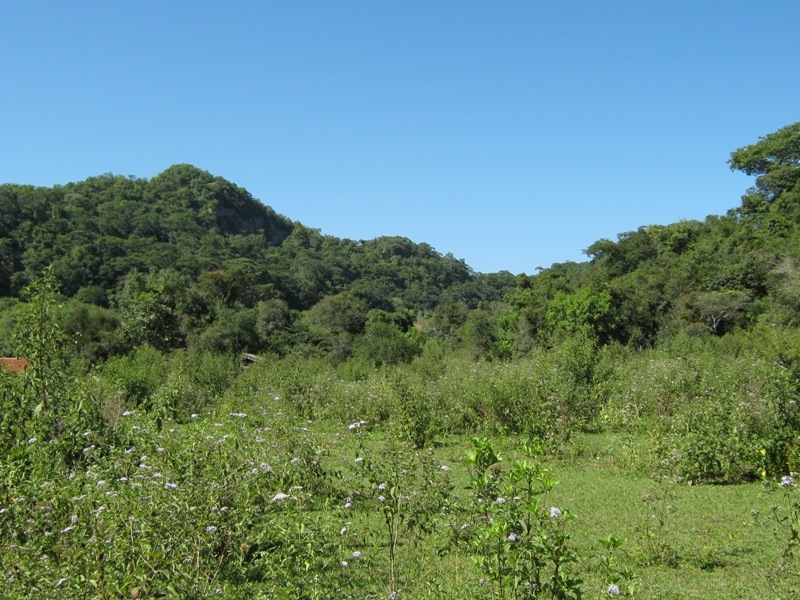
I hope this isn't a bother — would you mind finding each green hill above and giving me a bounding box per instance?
[1,121,799,361]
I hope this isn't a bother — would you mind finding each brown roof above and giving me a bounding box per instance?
[0,358,28,374]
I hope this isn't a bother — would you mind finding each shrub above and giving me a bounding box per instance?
[100,345,169,409]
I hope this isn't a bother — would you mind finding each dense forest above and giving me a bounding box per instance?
[0,162,519,363]
[1,122,800,366]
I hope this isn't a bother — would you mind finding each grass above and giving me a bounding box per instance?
[321,426,796,599]
[551,443,782,598]
[308,420,800,600]
[3,389,798,598]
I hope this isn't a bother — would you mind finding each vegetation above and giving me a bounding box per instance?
[2,122,800,598]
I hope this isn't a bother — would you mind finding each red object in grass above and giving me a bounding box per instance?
[0,358,29,374]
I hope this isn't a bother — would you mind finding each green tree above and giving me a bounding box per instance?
[352,320,421,367]
[425,299,469,344]
[546,287,618,341]
[307,292,369,336]
[460,305,500,359]
[730,121,800,233]
[191,306,259,354]
[59,299,123,365]
[305,292,369,361]
[682,290,752,336]
[585,227,658,279]
[5,267,107,471]
[116,270,185,351]
[255,298,293,353]
[491,307,532,360]
[769,258,800,323]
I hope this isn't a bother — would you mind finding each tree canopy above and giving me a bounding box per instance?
[4,122,800,360]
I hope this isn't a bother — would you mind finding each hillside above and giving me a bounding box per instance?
[508,121,800,348]
[0,164,514,361]
[0,164,509,309]
[1,121,799,362]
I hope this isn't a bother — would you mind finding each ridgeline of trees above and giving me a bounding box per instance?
[1,122,800,364]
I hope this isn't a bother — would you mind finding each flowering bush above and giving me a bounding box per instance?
[465,438,582,599]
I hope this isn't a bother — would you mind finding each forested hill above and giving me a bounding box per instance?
[509,121,800,348]
[0,163,514,310]
[1,121,798,364]
[0,164,292,298]
[0,163,516,361]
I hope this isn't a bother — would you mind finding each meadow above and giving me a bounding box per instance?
[4,294,800,600]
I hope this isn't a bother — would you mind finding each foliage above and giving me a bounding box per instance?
[2,297,800,597]
[466,438,583,599]
[546,286,618,342]
[752,476,800,595]
[100,345,170,410]
[7,122,800,597]
[2,122,800,358]
[730,121,800,230]
[307,292,369,336]
[116,269,185,351]
[352,320,422,367]
[2,267,109,476]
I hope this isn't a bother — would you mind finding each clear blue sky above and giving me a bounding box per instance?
[2,2,798,274]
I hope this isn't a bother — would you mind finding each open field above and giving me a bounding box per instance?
[5,281,800,598]
[4,341,800,599]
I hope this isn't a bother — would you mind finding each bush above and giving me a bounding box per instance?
[3,267,110,475]
[352,321,422,367]
[100,345,169,409]
[151,350,240,422]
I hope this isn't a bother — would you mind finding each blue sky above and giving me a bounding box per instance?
[2,2,798,274]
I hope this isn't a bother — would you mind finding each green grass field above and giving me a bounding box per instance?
[5,332,800,598]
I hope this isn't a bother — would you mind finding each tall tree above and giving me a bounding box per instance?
[729,121,800,233]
